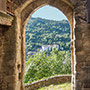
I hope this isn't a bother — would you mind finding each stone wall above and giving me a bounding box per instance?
[0,24,17,90]
[25,75,71,90]
[0,0,7,12]
[0,25,5,89]
[0,11,19,90]
[74,0,90,90]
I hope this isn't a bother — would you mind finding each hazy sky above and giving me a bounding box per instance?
[32,5,67,21]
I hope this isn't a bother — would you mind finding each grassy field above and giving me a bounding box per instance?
[38,83,71,90]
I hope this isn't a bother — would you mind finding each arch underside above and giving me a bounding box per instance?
[15,0,73,27]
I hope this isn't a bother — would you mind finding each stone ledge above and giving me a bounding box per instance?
[0,11,13,26]
[25,75,71,90]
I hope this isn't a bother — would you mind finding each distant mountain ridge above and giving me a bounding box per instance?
[31,17,68,22]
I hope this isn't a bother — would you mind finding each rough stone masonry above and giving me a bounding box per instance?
[0,0,90,90]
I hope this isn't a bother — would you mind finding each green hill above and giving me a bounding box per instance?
[24,18,71,84]
[25,17,71,59]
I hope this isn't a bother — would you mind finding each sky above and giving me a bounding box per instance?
[32,5,67,21]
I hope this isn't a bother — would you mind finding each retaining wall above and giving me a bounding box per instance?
[25,75,71,90]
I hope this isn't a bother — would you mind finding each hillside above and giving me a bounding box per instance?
[25,17,71,59]
[24,18,71,84]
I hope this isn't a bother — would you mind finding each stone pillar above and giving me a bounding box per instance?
[74,0,90,90]
[0,16,21,89]
[0,25,17,90]
[0,26,5,89]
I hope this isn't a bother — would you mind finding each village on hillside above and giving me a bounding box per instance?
[27,44,64,56]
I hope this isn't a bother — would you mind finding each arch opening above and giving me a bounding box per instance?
[24,5,73,90]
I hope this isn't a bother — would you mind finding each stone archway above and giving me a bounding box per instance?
[15,0,75,90]
[0,0,90,90]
